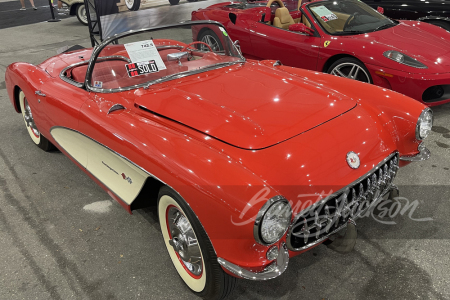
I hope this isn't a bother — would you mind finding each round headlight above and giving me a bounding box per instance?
[416,108,433,140]
[254,196,292,245]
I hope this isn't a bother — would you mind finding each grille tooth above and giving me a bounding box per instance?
[289,154,399,251]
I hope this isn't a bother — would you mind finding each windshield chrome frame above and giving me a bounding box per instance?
[306,0,393,36]
[84,20,246,94]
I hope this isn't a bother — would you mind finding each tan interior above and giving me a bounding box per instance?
[273,7,295,29]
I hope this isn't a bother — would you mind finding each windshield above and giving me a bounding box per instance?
[307,0,396,35]
[88,23,244,92]
[231,0,301,12]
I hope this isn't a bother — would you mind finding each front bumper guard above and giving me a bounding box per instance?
[400,144,430,161]
[217,243,289,280]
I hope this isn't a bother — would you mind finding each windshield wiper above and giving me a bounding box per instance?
[340,30,365,34]
[373,23,395,32]
[144,61,243,89]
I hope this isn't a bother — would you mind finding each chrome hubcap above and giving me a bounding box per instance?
[125,0,134,8]
[23,98,40,137]
[80,6,87,23]
[331,63,371,83]
[201,35,220,52]
[167,207,203,276]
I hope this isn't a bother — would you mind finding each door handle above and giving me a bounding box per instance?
[35,91,46,97]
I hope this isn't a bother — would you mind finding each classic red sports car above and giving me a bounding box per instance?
[5,21,433,299]
[192,0,450,106]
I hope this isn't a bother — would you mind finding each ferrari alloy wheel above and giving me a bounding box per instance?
[76,4,88,26]
[158,187,236,299]
[328,57,372,84]
[198,30,224,53]
[125,0,140,11]
[19,91,55,151]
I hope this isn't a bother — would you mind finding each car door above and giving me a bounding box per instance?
[248,20,322,71]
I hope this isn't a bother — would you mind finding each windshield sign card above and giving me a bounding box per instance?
[124,40,166,71]
[126,61,159,77]
[311,6,338,22]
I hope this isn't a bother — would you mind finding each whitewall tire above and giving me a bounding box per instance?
[157,187,236,299]
[19,90,55,151]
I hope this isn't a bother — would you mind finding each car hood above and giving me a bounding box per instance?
[352,21,450,71]
[135,63,356,149]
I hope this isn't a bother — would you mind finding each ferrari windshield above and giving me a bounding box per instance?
[87,23,244,92]
[307,0,396,35]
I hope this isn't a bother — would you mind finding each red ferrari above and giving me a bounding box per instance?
[5,21,433,299]
[192,0,450,106]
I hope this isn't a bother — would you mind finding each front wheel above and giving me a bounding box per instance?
[76,4,88,26]
[125,0,141,11]
[198,29,224,53]
[158,187,236,299]
[327,57,372,84]
[19,90,55,151]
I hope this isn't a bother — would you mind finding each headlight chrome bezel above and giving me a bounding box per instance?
[254,195,292,246]
[383,50,428,69]
[416,108,433,140]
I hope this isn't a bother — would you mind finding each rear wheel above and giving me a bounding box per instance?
[76,4,88,26]
[125,0,141,11]
[169,0,180,5]
[158,187,236,299]
[19,90,55,151]
[327,57,372,84]
[427,20,450,31]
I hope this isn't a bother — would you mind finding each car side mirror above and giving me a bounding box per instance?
[167,52,189,66]
[233,40,241,53]
[289,23,314,36]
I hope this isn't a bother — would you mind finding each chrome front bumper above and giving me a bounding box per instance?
[399,143,430,161]
[217,243,289,281]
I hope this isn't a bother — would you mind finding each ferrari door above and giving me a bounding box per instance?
[248,22,321,71]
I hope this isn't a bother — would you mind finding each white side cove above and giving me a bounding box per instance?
[51,127,148,205]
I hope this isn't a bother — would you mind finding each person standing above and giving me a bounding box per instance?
[20,0,37,10]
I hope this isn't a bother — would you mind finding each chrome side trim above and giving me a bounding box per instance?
[217,243,289,280]
[400,143,430,161]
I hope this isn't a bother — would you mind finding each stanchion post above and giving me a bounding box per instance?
[48,0,61,22]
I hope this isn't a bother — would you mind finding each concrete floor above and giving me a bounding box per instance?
[0,3,449,300]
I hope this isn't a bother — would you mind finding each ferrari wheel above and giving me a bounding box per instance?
[198,30,223,53]
[328,57,372,84]
[125,0,140,11]
[169,0,180,5]
[158,187,236,299]
[76,4,88,26]
[19,91,55,151]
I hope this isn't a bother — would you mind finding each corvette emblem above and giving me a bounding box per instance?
[346,152,360,169]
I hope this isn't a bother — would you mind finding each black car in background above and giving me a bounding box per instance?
[363,0,450,30]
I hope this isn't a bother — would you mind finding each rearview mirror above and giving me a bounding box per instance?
[167,52,189,66]
[289,23,314,36]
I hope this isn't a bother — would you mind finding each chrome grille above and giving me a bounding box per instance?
[287,153,399,251]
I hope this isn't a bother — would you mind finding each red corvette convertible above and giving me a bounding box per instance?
[5,21,433,299]
[192,0,450,106]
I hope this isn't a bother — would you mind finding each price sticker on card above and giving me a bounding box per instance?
[124,40,166,71]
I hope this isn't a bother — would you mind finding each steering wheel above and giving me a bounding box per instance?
[182,41,213,52]
[343,12,359,31]
[266,0,285,7]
